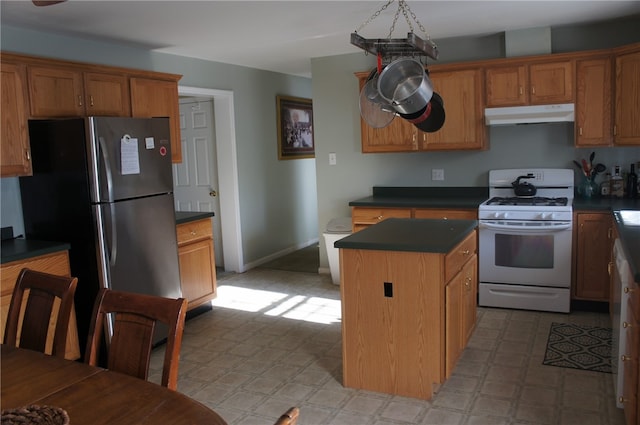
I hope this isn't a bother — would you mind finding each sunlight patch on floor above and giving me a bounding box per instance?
[211,285,341,324]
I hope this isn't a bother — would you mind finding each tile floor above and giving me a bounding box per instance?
[149,268,626,425]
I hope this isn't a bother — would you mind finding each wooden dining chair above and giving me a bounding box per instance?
[84,288,187,391]
[274,407,299,425]
[3,268,78,358]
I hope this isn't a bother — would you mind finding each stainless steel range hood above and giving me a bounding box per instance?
[484,103,575,126]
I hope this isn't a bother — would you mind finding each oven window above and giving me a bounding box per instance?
[495,234,554,269]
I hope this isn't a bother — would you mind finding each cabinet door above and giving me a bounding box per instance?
[529,61,574,104]
[422,69,486,150]
[575,57,613,147]
[445,267,463,379]
[83,72,130,116]
[28,65,84,117]
[462,255,478,346]
[614,50,640,146]
[485,65,527,107]
[356,73,418,153]
[574,213,613,301]
[178,238,217,309]
[1,62,31,177]
[130,77,182,162]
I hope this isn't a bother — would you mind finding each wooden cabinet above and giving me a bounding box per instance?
[1,61,31,177]
[614,47,640,146]
[486,60,573,107]
[356,67,486,153]
[421,68,486,151]
[176,218,217,310]
[340,228,477,399]
[573,212,614,301]
[0,251,80,360]
[414,208,477,220]
[575,56,613,147]
[620,268,639,425]
[130,77,182,163]
[351,206,411,232]
[1,52,183,168]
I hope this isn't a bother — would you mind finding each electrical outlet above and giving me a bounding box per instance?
[329,152,337,165]
[432,169,445,181]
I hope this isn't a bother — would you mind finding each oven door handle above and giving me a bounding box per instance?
[479,221,572,232]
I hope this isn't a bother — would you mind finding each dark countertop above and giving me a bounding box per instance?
[613,210,640,283]
[335,218,477,254]
[1,239,71,265]
[349,186,488,209]
[573,197,640,211]
[175,211,214,224]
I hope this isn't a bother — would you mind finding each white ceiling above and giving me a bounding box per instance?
[2,0,639,77]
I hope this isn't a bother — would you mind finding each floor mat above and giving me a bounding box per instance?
[542,322,612,373]
[259,244,319,274]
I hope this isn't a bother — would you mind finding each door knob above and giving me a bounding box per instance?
[209,190,217,197]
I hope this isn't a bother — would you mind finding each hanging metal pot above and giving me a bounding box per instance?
[377,58,433,115]
[398,92,445,133]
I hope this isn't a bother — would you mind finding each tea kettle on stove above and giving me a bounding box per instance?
[512,174,537,197]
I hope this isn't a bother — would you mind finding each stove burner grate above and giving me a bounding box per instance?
[486,196,569,206]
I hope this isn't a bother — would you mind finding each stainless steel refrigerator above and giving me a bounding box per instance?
[20,117,181,354]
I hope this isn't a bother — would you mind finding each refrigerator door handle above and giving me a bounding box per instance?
[107,202,118,266]
[97,136,115,203]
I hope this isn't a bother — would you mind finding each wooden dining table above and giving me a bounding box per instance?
[0,345,228,424]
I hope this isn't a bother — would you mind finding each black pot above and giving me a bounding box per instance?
[512,175,537,196]
[398,92,445,133]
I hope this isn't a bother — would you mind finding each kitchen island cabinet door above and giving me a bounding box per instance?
[614,48,640,146]
[421,68,486,151]
[0,251,80,360]
[1,61,31,177]
[575,57,613,147]
[130,77,182,163]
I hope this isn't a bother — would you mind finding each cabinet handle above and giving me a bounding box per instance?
[377,215,383,220]
[613,125,617,136]
[462,249,470,255]
[624,286,636,294]
[531,86,536,95]
[90,95,94,107]
[465,277,472,288]
[608,262,612,276]
[623,322,632,328]
[619,396,626,404]
[579,127,583,136]
[78,95,83,107]
[519,87,523,95]
[621,355,631,362]
[25,149,31,161]
[190,231,197,236]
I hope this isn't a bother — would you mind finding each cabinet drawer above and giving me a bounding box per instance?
[445,230,477,283]
[176,219,213,245]
[351,207,411,230]
[413,209,477,220]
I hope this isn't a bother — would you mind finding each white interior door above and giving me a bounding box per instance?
[173,98,223,267]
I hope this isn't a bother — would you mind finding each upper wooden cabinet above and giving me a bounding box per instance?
[130,78,182,163]
[422,68,486,151]
[356,66,486,153]
[575,56,613,147]
[485,60,573,107]
[1,62,31,177]
[0,52,183,171]
[614,47,640,146]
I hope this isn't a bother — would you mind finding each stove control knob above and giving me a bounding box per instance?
[539,212,554,220]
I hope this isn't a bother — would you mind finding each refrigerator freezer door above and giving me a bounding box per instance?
[88,117,173,202]
[95,193,182,300]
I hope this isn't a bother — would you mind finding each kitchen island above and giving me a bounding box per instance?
[336,218,478,400]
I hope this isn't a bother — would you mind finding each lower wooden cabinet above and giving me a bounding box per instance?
[352,206,476,232]
[573,212,614,301]
[176,218,217,310]
[0,250,80,360]
[621,271,639,425]
[414,208,477,220]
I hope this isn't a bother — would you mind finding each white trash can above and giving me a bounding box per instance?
[323,217,352,285]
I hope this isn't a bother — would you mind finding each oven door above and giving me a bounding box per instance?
[479,219,572,287]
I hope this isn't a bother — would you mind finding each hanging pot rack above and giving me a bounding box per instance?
[350,0,439,65]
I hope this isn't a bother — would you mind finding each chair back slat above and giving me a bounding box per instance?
[3,268,78,358]
[85,288,187,391]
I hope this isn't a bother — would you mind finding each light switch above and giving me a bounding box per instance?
[329,152,337,165]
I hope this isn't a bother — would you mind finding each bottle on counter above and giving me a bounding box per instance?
[627,163,638,199]
[611,165,624,198]
[600,172,611,197]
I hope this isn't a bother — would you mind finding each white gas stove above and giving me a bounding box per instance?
[478,169,574,313]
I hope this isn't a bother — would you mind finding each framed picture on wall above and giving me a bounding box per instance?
[276,95,314,160]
